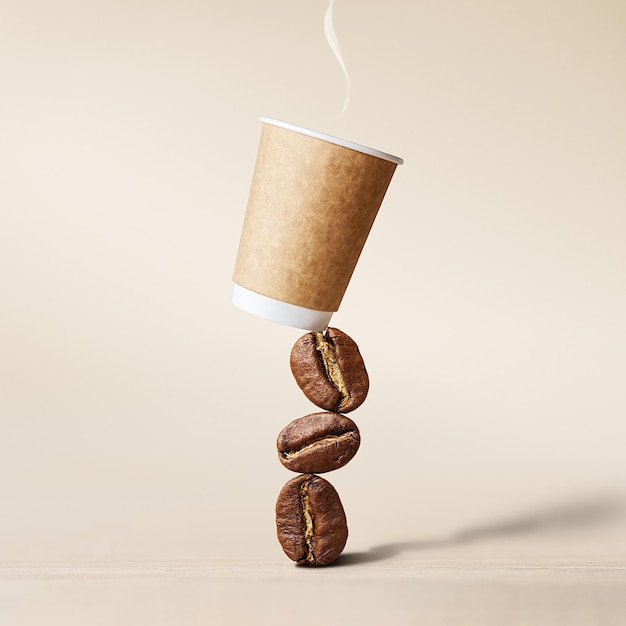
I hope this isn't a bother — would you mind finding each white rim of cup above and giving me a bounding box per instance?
[260,117,404,165]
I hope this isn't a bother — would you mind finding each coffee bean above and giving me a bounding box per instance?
[276,474,348,566]
[277,412,360,474]
[290,327,369,413]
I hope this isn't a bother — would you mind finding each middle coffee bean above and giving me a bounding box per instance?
[277,412,360,474]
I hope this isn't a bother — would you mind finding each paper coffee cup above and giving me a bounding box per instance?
[232,117,403,331]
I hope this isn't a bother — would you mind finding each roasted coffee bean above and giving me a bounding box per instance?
[277,412,360,474]
[276,474,348,566]
[290,327,369,413]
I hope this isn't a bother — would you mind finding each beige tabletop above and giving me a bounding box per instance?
[2,500,625,625]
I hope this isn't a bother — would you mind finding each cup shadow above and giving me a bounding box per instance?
[333,494,626,566]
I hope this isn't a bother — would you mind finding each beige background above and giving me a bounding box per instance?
[1,0,625,623]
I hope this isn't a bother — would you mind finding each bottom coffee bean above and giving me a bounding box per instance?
[276,474,348,566]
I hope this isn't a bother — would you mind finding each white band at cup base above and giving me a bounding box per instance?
[232,283,333,331]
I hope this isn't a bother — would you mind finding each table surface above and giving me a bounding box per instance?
[2,505,625,626]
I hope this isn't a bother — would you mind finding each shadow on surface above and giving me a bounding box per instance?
[335,494,626,566]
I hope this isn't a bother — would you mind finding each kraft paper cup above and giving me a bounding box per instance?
[232,117,403,331]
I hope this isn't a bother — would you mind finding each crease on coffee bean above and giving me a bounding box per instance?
[282,431,359,459]
[299,479,316,565]
[315,331,350,409]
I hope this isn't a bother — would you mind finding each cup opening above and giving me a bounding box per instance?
[260,117,404,165]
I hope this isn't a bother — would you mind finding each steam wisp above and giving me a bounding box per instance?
[324,0,351,116]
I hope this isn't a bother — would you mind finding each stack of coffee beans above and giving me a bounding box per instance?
[275,327,369,566]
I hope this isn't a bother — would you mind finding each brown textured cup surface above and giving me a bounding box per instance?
[290,327,369,413]
[276,474,348,566]
[232,122,398,312]
[277,412,360,474]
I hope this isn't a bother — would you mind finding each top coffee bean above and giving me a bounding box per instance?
[290,327,369,413]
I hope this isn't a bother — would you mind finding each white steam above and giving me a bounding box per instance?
[324,0,351,116]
